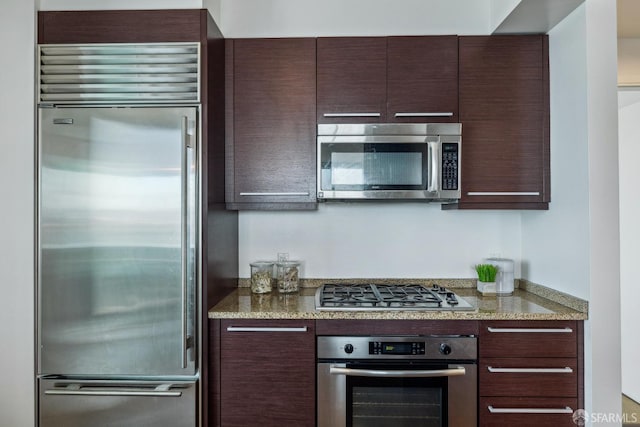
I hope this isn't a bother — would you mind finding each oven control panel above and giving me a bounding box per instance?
[370,341,425,355]
[318,336,477,360]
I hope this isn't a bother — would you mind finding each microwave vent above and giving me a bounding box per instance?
[37,43,200,104]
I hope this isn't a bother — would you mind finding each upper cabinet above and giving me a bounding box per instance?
[387,36,459,123]
[226,38,317,210]
[317,36,459,124]
[316,37,387,122]
[38,10,204,43]
[455,35,550,210]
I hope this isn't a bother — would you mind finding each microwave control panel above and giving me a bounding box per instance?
[441,143,459,191]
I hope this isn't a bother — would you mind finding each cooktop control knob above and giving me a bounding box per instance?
[344,344,354,354]
[439,343,452,355]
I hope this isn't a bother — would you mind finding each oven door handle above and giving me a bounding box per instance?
[329,365,466,378]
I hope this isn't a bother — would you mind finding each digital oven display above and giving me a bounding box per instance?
[369,341,426,355]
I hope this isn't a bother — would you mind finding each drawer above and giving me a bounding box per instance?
[480,321,577,358]
[480,358,577,397]
[480,397,578,427]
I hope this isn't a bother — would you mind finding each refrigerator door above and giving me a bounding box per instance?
[38,106,198,377]
[39,378,197,427]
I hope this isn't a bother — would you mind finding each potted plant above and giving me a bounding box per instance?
[475,263,499,295]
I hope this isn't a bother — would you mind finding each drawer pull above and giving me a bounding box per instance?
[488,367,573,374]
[239,192,310,197]
[488,405,573,414]
[323,113,381,118]
[487,327,573,333]
[394,112,454,117]
[468,192,540,196]
[226,326,308,333]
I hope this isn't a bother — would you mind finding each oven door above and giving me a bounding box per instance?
[317,361,477,427]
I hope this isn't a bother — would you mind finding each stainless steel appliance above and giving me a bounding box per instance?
[317,123,461,201]
[315,284,475,311]
[317,335,477,427]
[36,42,203,427]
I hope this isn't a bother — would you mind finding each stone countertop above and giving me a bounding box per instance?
[208,282,588,321]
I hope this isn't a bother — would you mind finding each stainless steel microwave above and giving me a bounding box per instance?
[317,123,462,201]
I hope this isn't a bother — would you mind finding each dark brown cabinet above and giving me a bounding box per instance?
[478,321,583,427]
[456,35,550,209]
[317,36,459,124]
[317,37,387,122]
[226,38,317,209]
[212,319,316,427]
[387,36,459,123]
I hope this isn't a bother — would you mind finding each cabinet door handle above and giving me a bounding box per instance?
[487,327,573,333]
[239,192,310,197]
[467,192,540,196]
[487,367,574,374]
[323,113,381,118]
[488,406,573,414]
[394,112,454,117]
[226,326,308,333]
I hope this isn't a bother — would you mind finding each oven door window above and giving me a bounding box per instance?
[320,143,427,191]
[346,363,447,427]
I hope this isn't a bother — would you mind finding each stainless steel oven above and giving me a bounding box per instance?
[317,335,477,427]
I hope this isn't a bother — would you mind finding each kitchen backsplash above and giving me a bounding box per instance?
[239,203,522,279]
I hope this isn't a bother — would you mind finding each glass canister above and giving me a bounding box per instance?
[276,261,300,293]
[250,262,274,294]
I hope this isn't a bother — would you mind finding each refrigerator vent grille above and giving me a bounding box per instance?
[38,43,200,104]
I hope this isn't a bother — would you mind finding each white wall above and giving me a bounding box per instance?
[522,4,590,299]
[240,204,522,278]
[220,0,492,37]
[0,0,35,426]
[618,90,640,403]
[490,0,521,31]
[203,0,221,23]
[583,0,621,421]
[523,1,621,422]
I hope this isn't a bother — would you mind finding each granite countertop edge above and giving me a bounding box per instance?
[209,278,588,321]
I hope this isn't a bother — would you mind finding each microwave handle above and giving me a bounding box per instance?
[427,141,439,193]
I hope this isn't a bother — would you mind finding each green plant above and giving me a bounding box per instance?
[475,264,499,282]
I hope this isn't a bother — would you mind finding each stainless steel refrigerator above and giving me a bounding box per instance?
[37,105,200,426]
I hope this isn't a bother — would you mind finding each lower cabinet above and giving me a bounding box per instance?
[215,319,316,427]
[478,320,582,427]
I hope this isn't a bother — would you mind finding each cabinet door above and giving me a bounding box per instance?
[458,36,550,209]
[317,37,387,123]
[387,36,459,123]
[228,38,317,209]
[219,319,316,427]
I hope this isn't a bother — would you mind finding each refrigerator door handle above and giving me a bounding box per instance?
[44,384,183,397]
[180,115,190,370]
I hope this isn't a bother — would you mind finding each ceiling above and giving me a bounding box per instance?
[618,0,640,38]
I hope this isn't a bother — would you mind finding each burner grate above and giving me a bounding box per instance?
[316,283,474,311]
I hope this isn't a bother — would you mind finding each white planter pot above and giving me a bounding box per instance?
[477,280,496,296]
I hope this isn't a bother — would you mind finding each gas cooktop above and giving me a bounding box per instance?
[315,283,475,311]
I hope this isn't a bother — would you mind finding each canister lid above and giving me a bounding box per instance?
[483,258,514,272]
[250,261,274,267]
